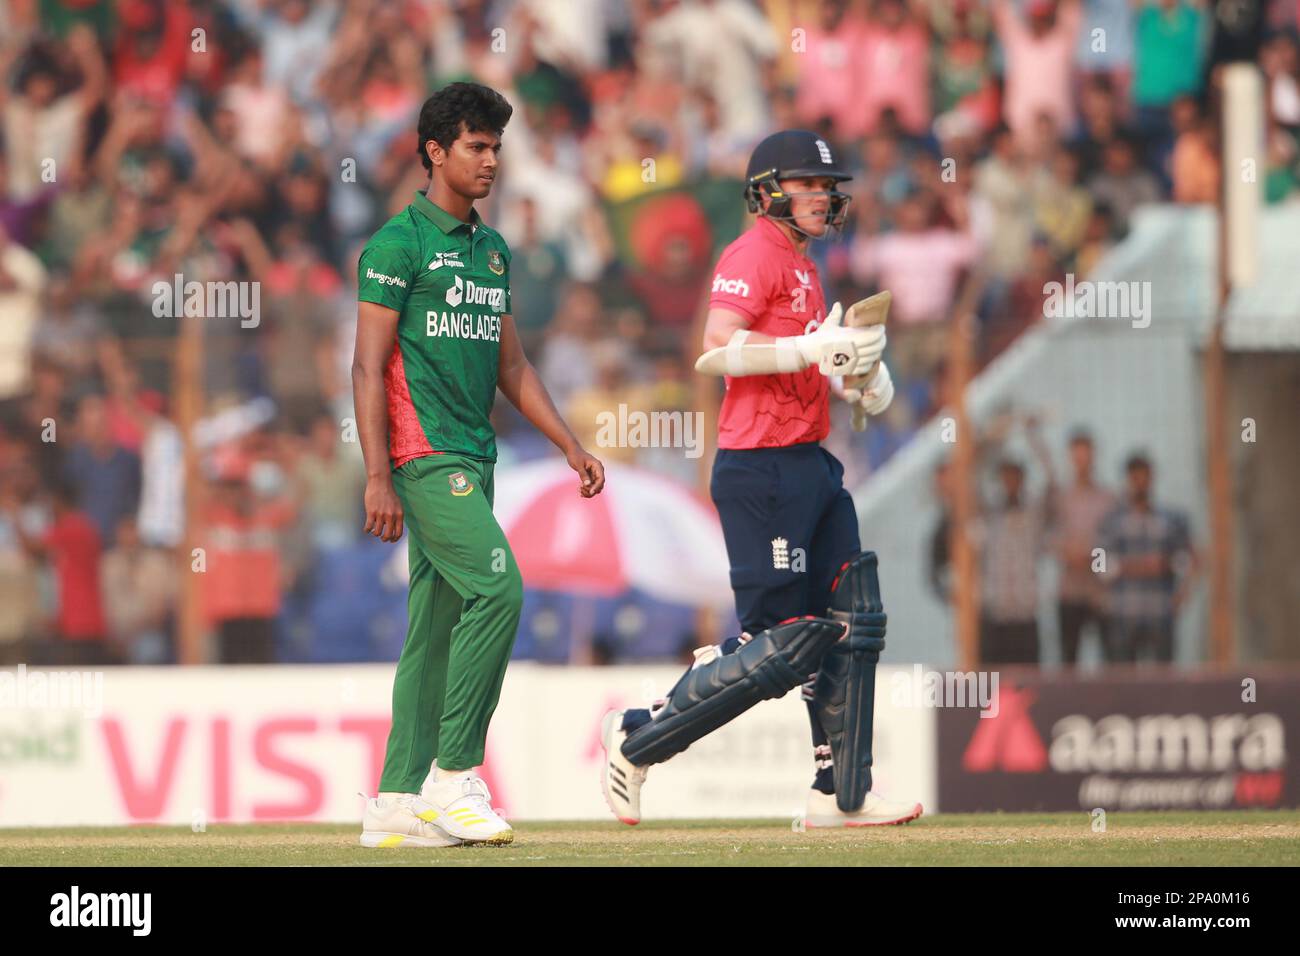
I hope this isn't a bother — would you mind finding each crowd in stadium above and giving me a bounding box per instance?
[0,0,1293,664]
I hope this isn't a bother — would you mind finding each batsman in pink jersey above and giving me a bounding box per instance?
[600,130,923,827]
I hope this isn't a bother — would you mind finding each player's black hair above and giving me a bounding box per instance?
[416,82,513,174]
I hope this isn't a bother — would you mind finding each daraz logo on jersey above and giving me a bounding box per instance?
[365,267,407,288]
[445,274,506,312]
[712,274,750,297]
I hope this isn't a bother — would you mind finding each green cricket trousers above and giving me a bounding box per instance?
[378,453,523,792]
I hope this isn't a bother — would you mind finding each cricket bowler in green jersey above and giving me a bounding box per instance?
[352,83,605,848]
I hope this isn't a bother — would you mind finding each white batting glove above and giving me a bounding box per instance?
[793,302,888,377]
[843,360,894,416]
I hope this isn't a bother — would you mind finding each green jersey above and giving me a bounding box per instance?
[358,191,512,466]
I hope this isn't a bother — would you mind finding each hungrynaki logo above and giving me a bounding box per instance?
[365,267,407,288]
[962,686,1047,773]
[712,274,750,297]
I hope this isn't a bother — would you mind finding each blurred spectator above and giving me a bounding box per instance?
[30,273,101,377]
[201,465,295,663]
[971,416,1054,664]
[1051,429,1115,667]
[792,0,874,141]
[1074,200,1117,275]
[1169,97,1220,203]
[927,458,955,604]
[566,342,640,465]
[293,412,364,551]
[220,45,292,171]
[852,190,979,383]
[1,27,106,202]
[111,0,191,104]
[1098,453,1198,663]
[974,457,1047,664]
[498,129,610,283]
[993,0,1084,142]
[63,393,142,547]
[502,197,567,351]
[1131,0,1207,153]
[641,0,779,142]
[100,363,186,549]
[0,222,47,402]
[7,482,114,666]
[1263,31,1300,128]
[1034,147,1093,263]
[930,0,996,126]
[0,467,41,665]
[1072,72,1126,179]
[101,516,176,663]
[857,0,931,138]
[852,131,917,219]
[624,191,712,328]
[538,282,605,413]
[1086,134,1160,233]
[1075,0,1136,104]
[0,150,56,249]
[250,0,337,106]
[974,124,1045,280]
[988,236,1064,362]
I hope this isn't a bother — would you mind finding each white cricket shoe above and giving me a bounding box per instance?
[600,709,648,825]
[359,794,463,848]
[805,788,924,828]
[420,771,514,845]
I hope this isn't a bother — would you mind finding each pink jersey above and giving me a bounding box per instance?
[708,216,830,449]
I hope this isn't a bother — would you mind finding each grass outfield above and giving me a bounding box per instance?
[1,811,1298,866]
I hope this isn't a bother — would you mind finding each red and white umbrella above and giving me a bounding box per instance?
[490,458,731,607]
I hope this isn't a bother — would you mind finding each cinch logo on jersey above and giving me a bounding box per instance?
[444,274,506,312]
[712,274,750,296]
[426,310,502,342]
[365,267,407,288]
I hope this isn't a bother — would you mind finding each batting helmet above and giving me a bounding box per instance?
[744,130,852,236]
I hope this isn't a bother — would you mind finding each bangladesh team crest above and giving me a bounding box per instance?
[448,472,474,496]
[487,250,505,275]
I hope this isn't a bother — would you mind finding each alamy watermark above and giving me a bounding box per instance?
[50,886,151,936]
[890,664,1000,718]
[152,273,260,328]
[1043,274,1152,329]
[595,403,705,459]
[0,664,104,718]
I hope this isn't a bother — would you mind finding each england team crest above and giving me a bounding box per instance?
[487,250,505,275]
[449,472,474,496]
